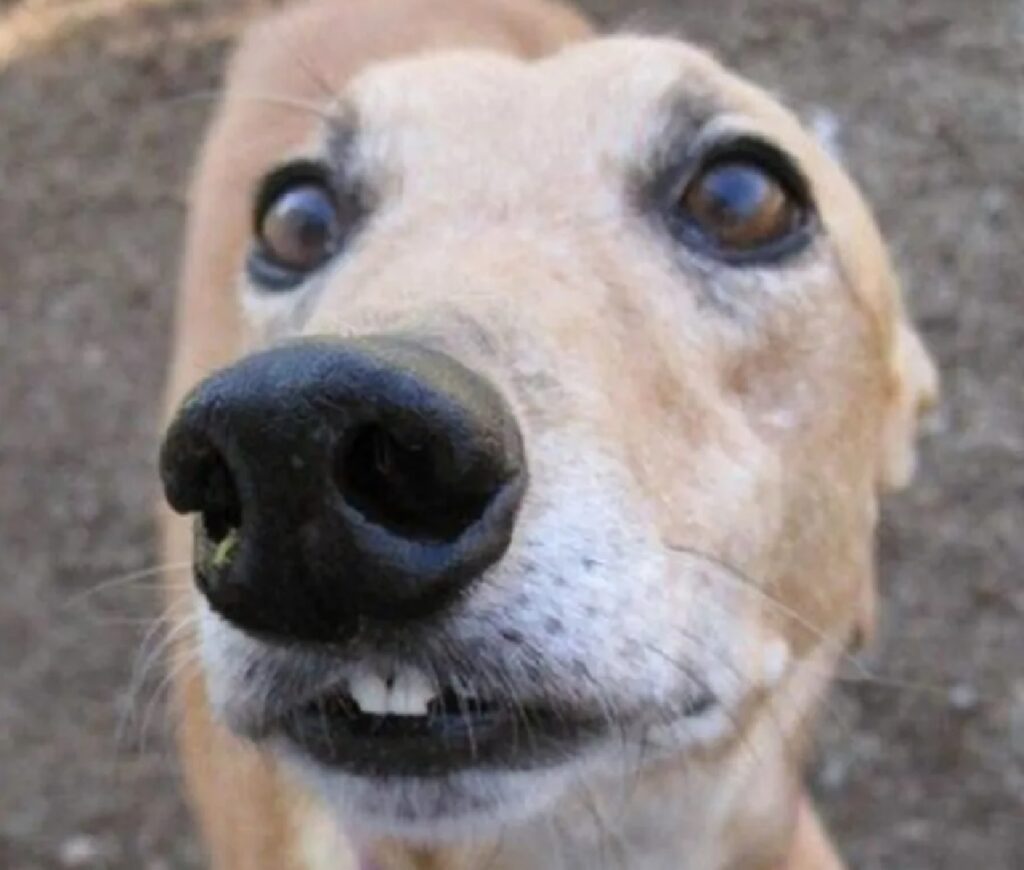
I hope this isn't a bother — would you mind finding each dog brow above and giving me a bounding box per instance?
[647,91,719,169]
[324,107,361,175]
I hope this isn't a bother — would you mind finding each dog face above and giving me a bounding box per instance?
[163,36,936,840]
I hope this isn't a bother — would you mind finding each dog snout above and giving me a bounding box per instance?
[160,336,527,642]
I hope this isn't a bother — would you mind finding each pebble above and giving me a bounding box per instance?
[59,834,104,867]
[947,682,980,712]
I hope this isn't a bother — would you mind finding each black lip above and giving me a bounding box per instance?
[278,692,597,777]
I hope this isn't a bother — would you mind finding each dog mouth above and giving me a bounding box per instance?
[275,666,598,776]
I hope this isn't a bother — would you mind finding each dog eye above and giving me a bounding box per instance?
[675,145,811,262]
[257,181,340,274]
[248,161,357,290]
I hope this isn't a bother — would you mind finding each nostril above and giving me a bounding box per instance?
[335,423,492,543]
[199,453,242,543]
[162,435,242,544]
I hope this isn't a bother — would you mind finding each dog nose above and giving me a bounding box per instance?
[160,337,526,642]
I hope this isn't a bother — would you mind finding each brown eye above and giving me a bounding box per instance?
[257,182,340,273]
[675,147,811,261]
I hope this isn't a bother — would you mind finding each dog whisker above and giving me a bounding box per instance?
[162,87,337,122]
[665,542,964,696]
[283,13,344,104]
[116,612,200,756]
[67,560,193,607]
[136,646,202,754]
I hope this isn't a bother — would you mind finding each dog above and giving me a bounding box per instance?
[158,1,938,867]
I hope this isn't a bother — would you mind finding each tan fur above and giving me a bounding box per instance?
[161,1,935,868]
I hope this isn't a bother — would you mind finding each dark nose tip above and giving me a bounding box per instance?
[160,337,526,642]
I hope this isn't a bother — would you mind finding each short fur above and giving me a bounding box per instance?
[160,1,937,868]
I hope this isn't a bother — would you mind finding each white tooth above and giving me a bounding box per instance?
[349,672,388,715]
[388,667,436,717]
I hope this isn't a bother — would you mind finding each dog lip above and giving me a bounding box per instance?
[274,686,598,776]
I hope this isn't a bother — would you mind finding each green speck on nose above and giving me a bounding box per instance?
[212,529,240,569]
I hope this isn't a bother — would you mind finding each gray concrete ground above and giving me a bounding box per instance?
[1,0,1021,867]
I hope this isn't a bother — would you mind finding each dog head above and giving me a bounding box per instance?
[161,31,936,842]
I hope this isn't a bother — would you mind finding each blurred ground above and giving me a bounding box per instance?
[1,0,1021,867]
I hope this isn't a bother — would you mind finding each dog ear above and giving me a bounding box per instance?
[879,310,939,490]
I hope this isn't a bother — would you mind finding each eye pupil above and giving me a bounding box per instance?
[259,183,339,272]
[678,154,805,257]
[698,165,775,224]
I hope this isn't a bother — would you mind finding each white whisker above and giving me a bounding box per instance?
[163,88,335,122]
[66,560,193,607]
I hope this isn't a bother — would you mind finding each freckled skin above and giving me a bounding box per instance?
[160,1,937,869]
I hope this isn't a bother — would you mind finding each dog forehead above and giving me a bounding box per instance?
[339,38,895,332]
[342,37,799,168]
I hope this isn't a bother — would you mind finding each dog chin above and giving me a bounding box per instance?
[273,739,581,842]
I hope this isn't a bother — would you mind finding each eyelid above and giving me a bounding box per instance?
[664,120,812,209]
